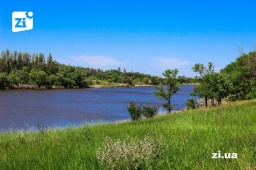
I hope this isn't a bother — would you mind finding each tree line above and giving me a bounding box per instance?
[0,49,90,89]
[0,50,198,89]
[191,50,256,107]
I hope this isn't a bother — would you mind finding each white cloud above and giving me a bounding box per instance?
[69,55,124,67]
[152,57,191,68]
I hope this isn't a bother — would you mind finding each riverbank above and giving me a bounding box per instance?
[1,99,255,169]
[2,83,198,90]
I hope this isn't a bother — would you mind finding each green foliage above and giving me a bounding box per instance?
[192,62,234,106]
[186,98,199,109]
[0,50,166,89]
[0,49,203,90]
[192,51,256,104]
[142,105,159,118]
[154,69,180,113]
[192,62,215,107]
[192,62,215,77]
[29,70,48,88]
[221,51,256,100]
[177,76,199,84]
[127,102,142,121]
[127,103,159,120]
[0,73,9,89]
[7,71,20,86]
[89,69,163,86]
[210,73,233,104]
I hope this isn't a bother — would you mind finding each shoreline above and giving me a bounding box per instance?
[1,83,197,90]
[0,109,185,133]
[0,107,186,133]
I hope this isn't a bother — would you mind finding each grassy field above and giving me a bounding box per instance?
[0,100,256,170]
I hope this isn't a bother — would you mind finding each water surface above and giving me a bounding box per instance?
[0,85,198,132]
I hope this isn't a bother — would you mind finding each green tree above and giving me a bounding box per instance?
[7,71,20,86]
[192,62,215,107]
[192,62,233,106]
[192,62,214,77]
[191,79,212,107]
[46,75,58,88]
[221,51,256,100]
[142,105,158,118]
[127,102,142,121]
[186,98,199,109]
[0,49,165,89]
[0,73,9,89]
[177,76,187,84]
[154,69,180,113]
[29,70,47,88]
[18,67,30,84]
[70,67,89,88]
[209,73,233,105]
[46,53,59,75]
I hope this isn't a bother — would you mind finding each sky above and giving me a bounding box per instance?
[0,0,256,77]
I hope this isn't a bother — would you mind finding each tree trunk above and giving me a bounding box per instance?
[168,99,171,113]
[168,92,171,113]
[217,97,222,105]
[205,97,208,107]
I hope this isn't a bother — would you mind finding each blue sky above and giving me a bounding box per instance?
[0,0,256,77]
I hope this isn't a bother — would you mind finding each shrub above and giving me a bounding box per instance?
[0,73,9,89]
[186,98,199,109]
[245,88,256,99]
[142,105,159,118]
[127,102,143,121]
[96,133,166,170]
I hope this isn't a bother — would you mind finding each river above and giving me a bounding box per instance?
[0,85,198,132]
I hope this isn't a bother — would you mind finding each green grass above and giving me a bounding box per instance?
[0,100,256,169]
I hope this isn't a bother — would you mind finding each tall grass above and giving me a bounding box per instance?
[0,100,256,169]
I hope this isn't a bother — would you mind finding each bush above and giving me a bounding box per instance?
[186,98,199,109]
[96,133,166,170]
[245,87,256,99]
[0,73,9,89]
[127,102,143,121]
[128,102,159,120]
[142,105,159,118]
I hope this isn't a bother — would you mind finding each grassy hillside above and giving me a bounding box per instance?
[0,100,256,169]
